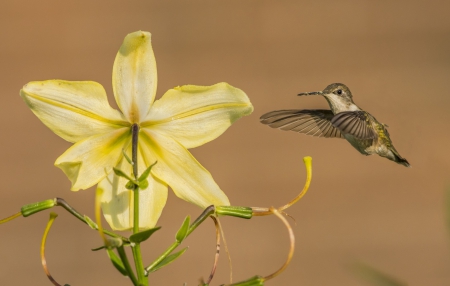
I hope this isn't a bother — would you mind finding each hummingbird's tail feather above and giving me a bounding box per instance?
[392,152,410,167]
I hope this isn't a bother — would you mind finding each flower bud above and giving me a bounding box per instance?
[21,199,56,217]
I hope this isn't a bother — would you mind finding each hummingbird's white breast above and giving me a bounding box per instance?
[324,93,360,114]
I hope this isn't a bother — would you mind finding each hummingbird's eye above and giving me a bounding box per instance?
[336,89,342,95]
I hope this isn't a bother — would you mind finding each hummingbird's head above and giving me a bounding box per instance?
[322,83,352,99]
[298,83,357,113]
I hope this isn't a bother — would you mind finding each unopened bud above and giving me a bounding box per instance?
[216,206,253,219]
[21,199,56,217]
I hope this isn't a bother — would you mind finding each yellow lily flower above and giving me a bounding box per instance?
[20,31,253,231]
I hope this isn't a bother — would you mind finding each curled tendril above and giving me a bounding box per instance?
[263,207,295,281]
[41,212,64,286]
[201,216,221,285]
[222,207,295,286]
[252,156,312,216]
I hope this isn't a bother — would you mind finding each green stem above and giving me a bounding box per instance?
[145,206,215,273]
[146,242,180,274]
[55,198,129,242]
[117,246,138,285]
[130,123,147,286]
[187,205,216,236]
[132,243,146,285]
[131,123,139,233]
[133,184,140,233]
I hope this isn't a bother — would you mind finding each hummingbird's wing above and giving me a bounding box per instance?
[330,111,377,139]
[260,109,345,138]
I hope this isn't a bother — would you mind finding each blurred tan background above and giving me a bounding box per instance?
[1,0,449,285]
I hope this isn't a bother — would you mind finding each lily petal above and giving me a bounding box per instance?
[142,83,253,149]
[140,130,230,208]
[100,153,168,231]
[113,31,157,123]
[55,128,130,191]
[20,80,129,143]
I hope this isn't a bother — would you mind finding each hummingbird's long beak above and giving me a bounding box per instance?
[298,91,323,96]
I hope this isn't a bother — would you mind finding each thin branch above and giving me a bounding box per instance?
[55,198,128,242]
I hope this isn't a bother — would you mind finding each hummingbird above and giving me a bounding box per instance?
[260,83,410,167]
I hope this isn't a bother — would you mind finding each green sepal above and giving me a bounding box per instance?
[91,237,123,251]
[175,216,190,243]
[84,215,97,229]
[138,179,149,190]
[147,247,188,273]
[106,237,123,248]
[224,275,264,286]
[138,161,158,182]
[107,249,128,276]
[113,167,136,183]
[125,181,135,190]
[215,206,253,219]
[129,226,161,244]
[21,199,56,217]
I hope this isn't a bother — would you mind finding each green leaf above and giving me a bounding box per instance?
[91,245,107,251]
[147,247,188,273]
[352,263,407,286]
[129,226,161,244]
[107,249,128,276]
[175,216,190,242]
[225,275,264,286]
[138,161,158,182]
[113,167,134,182]
[21,199,56,217]
[84,215,97,230]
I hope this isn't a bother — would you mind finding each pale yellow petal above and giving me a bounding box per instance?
[100,152,168,231]
[55,128,130,191]
[140,130,230,208]
[113,31,157,123]
[142,83,253,149]
[20,80,129,143]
